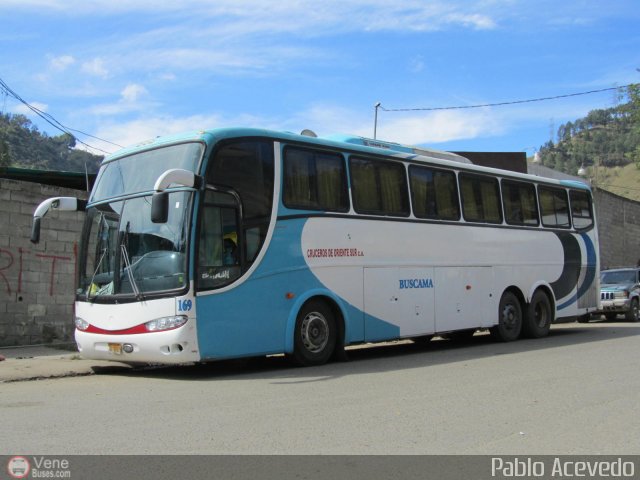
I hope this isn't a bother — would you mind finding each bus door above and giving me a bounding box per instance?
[433,267,494,332]
[364,267,436,341]
[197,190,242,290]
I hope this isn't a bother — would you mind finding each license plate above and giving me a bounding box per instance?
[108,343,122,354]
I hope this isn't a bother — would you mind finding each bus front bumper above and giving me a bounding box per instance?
[75,325,201,365]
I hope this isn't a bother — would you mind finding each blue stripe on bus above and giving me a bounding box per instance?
[550,232,581,302]
[557,297,576,311]
[556,232,597,311]
[195,217,398,360]
[576,231,597,300]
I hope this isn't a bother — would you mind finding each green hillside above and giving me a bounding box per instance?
[536,83,640,201]
[586,162,640,202]
[0,113,102,173]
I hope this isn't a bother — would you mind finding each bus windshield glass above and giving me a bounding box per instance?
[90,142,203,202]
[78,191,191,299]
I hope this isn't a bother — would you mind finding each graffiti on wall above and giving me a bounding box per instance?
[0,244,77,297]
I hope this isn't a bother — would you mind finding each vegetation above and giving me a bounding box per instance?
[538,84,640,173]
[536,83,640,201]
[0,113,102,173]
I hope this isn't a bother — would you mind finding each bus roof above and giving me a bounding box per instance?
[103,127,591,191]
[322,134,473,164]
[104,127,470,164]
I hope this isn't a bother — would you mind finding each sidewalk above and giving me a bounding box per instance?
[0,345,132,382]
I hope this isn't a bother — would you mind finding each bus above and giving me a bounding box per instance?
[30,128,600,366]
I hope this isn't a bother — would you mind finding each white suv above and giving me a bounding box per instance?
[596,268,640,322]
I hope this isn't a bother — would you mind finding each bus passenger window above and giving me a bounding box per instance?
[459,173,502,224]
[502,180,539,226]
[539,187,570,228]
[350,157,409,217]
[283,148,348,212]
[569,190,593,229]
[409,165,460,220]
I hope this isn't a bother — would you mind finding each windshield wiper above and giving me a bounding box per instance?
[121,242,144,301]
[120,222,144,300]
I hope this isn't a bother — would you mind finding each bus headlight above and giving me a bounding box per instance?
[145,315,188,332]
[75,317,89,331]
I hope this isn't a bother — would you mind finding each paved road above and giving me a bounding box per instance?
[1,321,639,455]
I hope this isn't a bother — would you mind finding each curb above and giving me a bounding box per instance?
[0,353,132,383]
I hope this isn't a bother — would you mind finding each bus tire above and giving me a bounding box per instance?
[491,291,522,342]
[522,290,552,338]
[291,300,336,367]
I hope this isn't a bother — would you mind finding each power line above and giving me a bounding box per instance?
[379,84,635,112]
[0,76,123,154]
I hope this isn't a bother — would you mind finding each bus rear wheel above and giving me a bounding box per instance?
[522,290,552,338]
[491,291,522,342]
[291,300,336,367]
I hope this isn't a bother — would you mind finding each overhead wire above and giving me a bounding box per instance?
[379,84,635,112]
[0,76,123,155]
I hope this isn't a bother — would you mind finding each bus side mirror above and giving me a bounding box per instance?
[151,169,203,223]
[151,192,169,223]
[31,217,42,244]
[31,197,86,244]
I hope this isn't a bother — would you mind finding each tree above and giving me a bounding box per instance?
[622,82,640,168]
[539,81,640,173]
[0,112,103,172]
[0,137,10,167]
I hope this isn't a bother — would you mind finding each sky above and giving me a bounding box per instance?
[1,0,639,158]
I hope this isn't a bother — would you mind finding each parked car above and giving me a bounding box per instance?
[595,267,640,322]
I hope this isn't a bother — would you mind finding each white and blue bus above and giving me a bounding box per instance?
[31,128,600,366]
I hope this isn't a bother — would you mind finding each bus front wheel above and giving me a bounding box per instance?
[491,291,522,342]
[291,300,337,367]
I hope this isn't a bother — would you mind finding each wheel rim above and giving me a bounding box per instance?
[501,303,519,331]
[301,312,329,353]
[633,302,639,321]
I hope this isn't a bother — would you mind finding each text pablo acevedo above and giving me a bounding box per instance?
[491,457,635,478]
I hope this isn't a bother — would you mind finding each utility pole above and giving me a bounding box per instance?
[373,102,381,139]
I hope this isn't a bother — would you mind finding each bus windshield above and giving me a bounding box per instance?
[77,142,203,300]
[78,192,191,300]
[90,142,203,202]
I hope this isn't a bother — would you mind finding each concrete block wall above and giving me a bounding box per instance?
[0,178,87,346]
[594,189,640,270]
